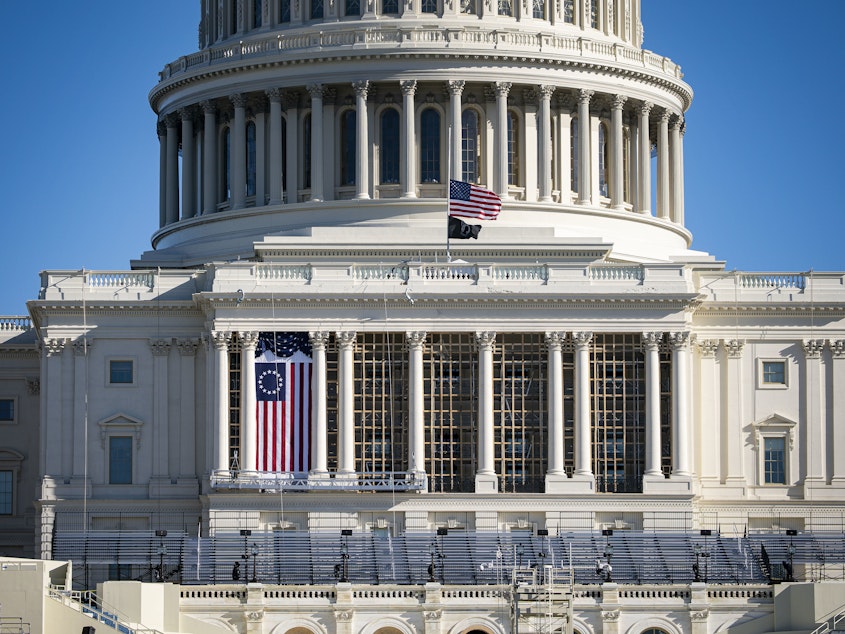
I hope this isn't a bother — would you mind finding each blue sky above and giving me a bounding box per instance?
[1,2,842,316]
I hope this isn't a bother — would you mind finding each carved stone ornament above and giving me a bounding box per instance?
[26,377,40,395]
[176,339,200,356]
[406,331,427,348]
[641,331,663,349]
[73,339,90,356]
[336,331,357,348]
[572,331,593,347]
[494,81,512,98]
[803,339,824,358]
[475,331,496,347]
[690,609,710,621]
[696,339,719,358]
[724,339,744,358]
[578,88,594,104]
[247,611,263,622]
[545,332,566,348]
[830,340,845,358]
[669,331,690,349]
[309,331,331,349]
[240,331,259,350]
[601,610,620,622]
[448,79,466,96]
[400,80,417,96]
[334,610,353,622]
[424,610,443,620]
[44,338,69,356]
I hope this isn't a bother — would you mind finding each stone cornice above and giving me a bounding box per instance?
[694,303,845,316]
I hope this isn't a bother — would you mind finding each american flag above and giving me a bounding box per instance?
[448,179,502,220]
[255,332,312,472]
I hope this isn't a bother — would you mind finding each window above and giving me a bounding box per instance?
[280,0,291,22]
[340,110,357,186]
[507,111,519,186]
[532,0,544,19]
[0,471,11,514]
[221,127,232,201]
[460,0,476,14]
[254,0,263,27]
[420,108,441,184]
[598,122,609,197]
[570,117,578,191]
[109,360,134,385]
[563,0,574,22]
[757,358,788,389]
[303,113,312,189]
[311,0,324,19]
[764,437,786,484]
[380,109,400,184]
[461,109,480,183]
[421,0,437,12]
[589,0,598,28]
[0,398,14,422]
[498,0,512,16]
[246,121,257,197]
[345,0,360,16]
[382,0,399,14]
[109,436,133,485]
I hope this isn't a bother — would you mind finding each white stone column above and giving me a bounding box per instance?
[158,122,167,227]
[165,114,180,224]
[830,341,845,487]
[240,332,258,473]
[267,89,284,205]
[576,89,593,205]
[353,80,371,199]
[722,339,746,492]
[72,340,88,480]
[656,109,670,220]
[557,95,573,204]
[407,332,427,476]
[307,84,325,201]
[448,80,465,180]
[180,108,196,219]
[803,339,826,490]
[285,91,299,204]
[42,339,68,486]
[610,94,626,209]
[401,80,417,198]
[231,93,247,209]
[475,331,498,493]
[523,94,538,202]
[642,331,663,479]
[538,86,554,202]
[669,115,684,224]
[337,331,357,474]
[670,331,692,479]
[150,339,171,485]
[176,339,199,480]
[254,109,266,204]
[309,331,330,475]
[573,331,593,481]
[545,332,567,491]
[494,82,511,198]
[201,101,218,214]
[213,331,231,474]
[695,340,720,488]
[637,101,652,214]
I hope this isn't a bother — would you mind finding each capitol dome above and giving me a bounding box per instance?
[143,0,695,266]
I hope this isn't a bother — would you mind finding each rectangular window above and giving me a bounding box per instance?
[109,437,133,484]
[764,437,786,484]
[762,361,786,385]
[109,360,134,384]
[0,399,14,422]
[280,0,291,22]
[421,0,437,12]
[0,470,13,514]
[345,0,360,16]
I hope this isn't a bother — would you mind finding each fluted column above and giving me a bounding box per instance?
[307,84,325,201]
[803,339,826,488]
[230,94,247,209]
[337,331,357,474]
[830,341,845,486]
[179,109,196,219]
[149,340,172,484]
[576,89,593,205]
[656,109,670,220]
[573,331,593,479]
[72,340,88,480]
[722,339,745,489]
[267,89,284,205]
[448,80,465,180]
[637,102,652,214]
[176,339,199,480]
[304,332,329,475]
[401,80,417,198]
[201,101,218,214]
[158,122,166,227]
[642,331,663,479]
[407,332,427,476]
[494,82,511,198]
[475,331,497,493]
[353,81,371,199]
[670,331,691,478]
[669,115,684,224]
[695,340,720,487]
[538,86,554,202]
[285,91,299,204]
[165,114,180,224]
[212,331,230,474]
[610,94,627,209]
[545,333,567,491]
[240,332,258,472]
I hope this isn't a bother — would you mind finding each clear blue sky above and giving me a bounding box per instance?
[1,2,842,316]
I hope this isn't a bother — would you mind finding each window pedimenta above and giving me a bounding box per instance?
[751,414,796,450]
[97,414,144,450]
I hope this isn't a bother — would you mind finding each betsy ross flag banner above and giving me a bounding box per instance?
[448,179,502,220]
[255,332,312,472]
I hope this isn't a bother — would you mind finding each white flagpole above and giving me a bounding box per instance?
[446,125,452,262]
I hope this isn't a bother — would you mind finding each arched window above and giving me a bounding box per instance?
[507,111,519,186]
[221,127,231,202]
[570,117,578,192]
[563,0,574,22]
[280,0,291,22]
[461,109,480,183]
[311,0,324,19]
[246,121,257,197]
[461,0,476,14]
[498,0,512,16]
[382,0,399,14]
[303,114,312,189]
[598,121,608,197]
[420,108,441,184]
[380,109,400,184]
[254,0,263,27]
[340,109,357,186]
[421,0,437,12]
[533,0,544,19]
[641,630,670,634]
[345,0,360,16]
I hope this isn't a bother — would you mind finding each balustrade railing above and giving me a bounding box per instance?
[0,316,31,331]
[87,271,155,289]
[589,264,644,281]
[255,264,313,281]
[738,273,806,290]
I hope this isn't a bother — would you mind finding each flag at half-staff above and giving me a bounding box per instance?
[255,332,312,472]
[448,179,502,240]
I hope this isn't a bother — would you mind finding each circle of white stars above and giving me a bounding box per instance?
[258,369,282,396]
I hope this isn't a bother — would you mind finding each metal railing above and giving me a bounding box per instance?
[210,470,427,491]
[47,587,163,634]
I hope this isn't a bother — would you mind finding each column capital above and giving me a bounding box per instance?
[447,79,466,96]
[803,339,825,358]
[638,101,653,117]
[829,339,845,358]
[670,114,684,131]
[539,85,556,99]
[611,94,628,110]
[44,338,69,357]
[668,331,690,349]
[307,83,325,99]
[724,339,744,358]
[475,331,496,348]
[266,88,284,103]
[164,113,180,128]
[309,331,331,349]
[149,339,172,356]
[178,106,196,122]
[657,108,671,124]
[200,100,217,115]
[176,338,200,356]
[572,331,593,348]
[400,79,417,96]
[545,331,567,349]
[240,331,259,349]
[337,331,357,348]
[494,81,512,97]
[578,89,594,104]
[641,331,663,350]
[230,92,247,108]
[406,331,427,348]
[72,339,89,356]
[352,80,370,97]
[695,338,719,358]
[211,331,231,350]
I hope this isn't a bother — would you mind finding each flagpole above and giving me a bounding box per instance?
[446,125,452,262]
